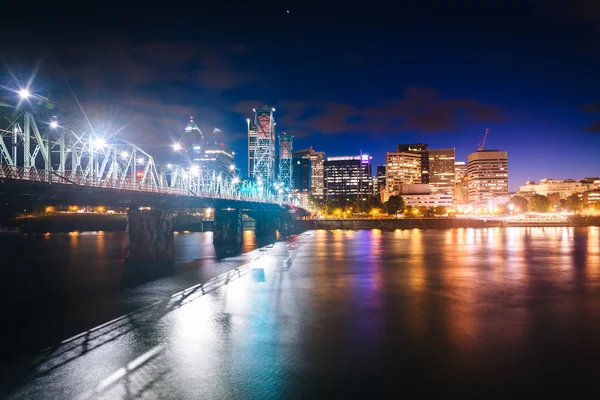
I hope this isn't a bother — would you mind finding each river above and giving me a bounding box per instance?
[2,227,600,398]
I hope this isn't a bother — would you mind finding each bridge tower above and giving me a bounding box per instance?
[278,132,293,191]
[251,106,276,186]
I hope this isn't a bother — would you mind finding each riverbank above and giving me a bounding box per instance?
[301,216,600,230]
[8,214,600,234]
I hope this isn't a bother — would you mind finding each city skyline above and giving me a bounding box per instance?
[2,2,599,192]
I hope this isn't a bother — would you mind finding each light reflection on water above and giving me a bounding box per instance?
[5,227,600,398]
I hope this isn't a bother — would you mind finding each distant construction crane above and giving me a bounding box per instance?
[477,128,489,151]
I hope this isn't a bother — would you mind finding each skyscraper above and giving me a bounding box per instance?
[293,147,325,198]
[324,155,372,200]
[385,151,422,201]
[247,106,276,184]
[278,132,293,190]
[429,149,455,195]
[397,143,429,183]
[467,150,508,205]
[454,161,468,204]
[181,117,204,163]
[376,165,386,194]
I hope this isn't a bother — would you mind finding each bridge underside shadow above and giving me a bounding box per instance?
[0,178,308,261]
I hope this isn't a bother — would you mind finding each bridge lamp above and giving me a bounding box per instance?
[121,151,129,159]
[190,165,199,175]
[232,177,240,184]
[18,88,31,99]
[137,157,145,164]
[172,142,182,151]
[167,163,173,169]
[49,117,59,129]
[94,138,106,148]
[229,164,235,171]
[217,175,222,181]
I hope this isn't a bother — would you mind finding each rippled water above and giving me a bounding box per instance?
[2,227,600,398]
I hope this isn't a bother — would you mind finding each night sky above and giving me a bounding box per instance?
[2,1,600,191]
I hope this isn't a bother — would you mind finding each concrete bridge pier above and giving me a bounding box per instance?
[277,211,295,238]
[213,206,243,245]
[125,207,174,261]
[253,211,277,237]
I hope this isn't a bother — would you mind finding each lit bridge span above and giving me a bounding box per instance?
[0,111,307,259]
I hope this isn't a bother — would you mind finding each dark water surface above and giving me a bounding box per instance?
[2,227,600,398]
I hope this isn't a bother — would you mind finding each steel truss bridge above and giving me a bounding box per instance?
[0,110,301,209]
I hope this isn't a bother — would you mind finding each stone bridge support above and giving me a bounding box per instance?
[125,207,174,261]
[252,211,277,237]
[213,206,243,245]
[276,210,295,238]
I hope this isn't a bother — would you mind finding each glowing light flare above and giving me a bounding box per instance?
[121,151,129,159]
[172,142,182,151]
[18,88,30,99]
[93,138,106,148]
[49,120,59,129]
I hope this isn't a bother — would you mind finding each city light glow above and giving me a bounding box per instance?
[172,142,182,151]
[18,88,30,99]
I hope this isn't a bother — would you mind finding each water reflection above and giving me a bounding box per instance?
[6,227,600,398]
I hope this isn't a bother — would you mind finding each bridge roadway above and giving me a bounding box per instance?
[0,176,308,260]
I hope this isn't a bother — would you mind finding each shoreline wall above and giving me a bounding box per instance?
[9,214,600,234]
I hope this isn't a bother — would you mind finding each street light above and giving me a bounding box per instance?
[172,142,182,151]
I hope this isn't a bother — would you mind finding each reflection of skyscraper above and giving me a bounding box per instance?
[429,149,455,195]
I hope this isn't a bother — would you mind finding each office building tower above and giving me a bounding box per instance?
[293,147,325,198]
[324,154,372,200]
[467,150,508,205]
[397,143,429,183]
[429,149,455,195]
[385,151,422,201]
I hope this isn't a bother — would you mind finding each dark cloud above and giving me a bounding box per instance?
[269,87,507,138]
[582,120,600,132]
[582,101,600,132]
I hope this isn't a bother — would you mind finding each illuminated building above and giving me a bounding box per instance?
[196,142,235,176]
[324,155,372,200]
[293,147,325,198]
[467,150,508,205]
[396,143,429,183]
[181,116,204,163]
[278,132,293,190]
[428,149,455,195]
[248,106,276,184]
[454,161,468,204]
[385,151,422,201]
[518,178,600,199]
[376,165,386,196]
[180,117,234,175]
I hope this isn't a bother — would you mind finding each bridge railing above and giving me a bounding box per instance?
[1,164,50,182]
[1,165,297,207]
